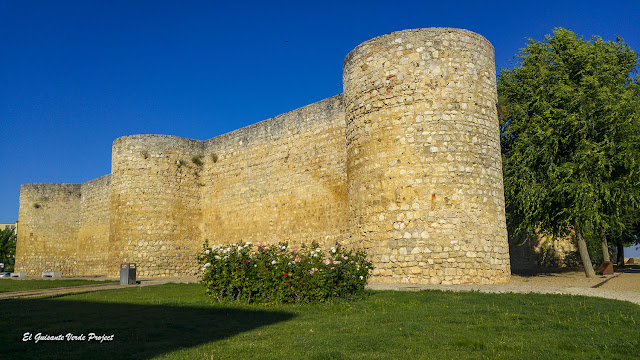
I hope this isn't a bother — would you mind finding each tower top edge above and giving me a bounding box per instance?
[343,27,493,68]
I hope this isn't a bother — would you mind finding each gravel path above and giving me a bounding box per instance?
[0,283,130,300]
[0,278,180,300]
[368,268,640,305]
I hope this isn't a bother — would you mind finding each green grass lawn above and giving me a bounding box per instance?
[1,283,638,359]
[0,279,118,293]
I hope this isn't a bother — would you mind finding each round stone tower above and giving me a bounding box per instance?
[343,28,510,284]
[109,135,204,277]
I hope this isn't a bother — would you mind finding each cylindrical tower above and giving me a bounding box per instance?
[343,28,510,284]
[109,135,204,277]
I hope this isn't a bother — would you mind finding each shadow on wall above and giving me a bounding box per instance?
[509,234,581,274]
[0,290,295,359]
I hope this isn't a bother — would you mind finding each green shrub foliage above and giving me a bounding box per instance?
[0,228,16,270]
[197,242,372,303]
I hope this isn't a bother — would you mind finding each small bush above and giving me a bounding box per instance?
[197,242,371,304]
[191,155,203,166]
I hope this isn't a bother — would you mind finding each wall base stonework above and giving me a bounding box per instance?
[16,28,511,284]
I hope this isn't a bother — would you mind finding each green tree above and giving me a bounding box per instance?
[611,215,639,266]
[0,227,17,271]
[498,28,640,277]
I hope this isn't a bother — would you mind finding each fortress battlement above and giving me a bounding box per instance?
[16,28,510,284]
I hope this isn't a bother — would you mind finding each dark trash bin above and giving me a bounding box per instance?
[120,263,137,285]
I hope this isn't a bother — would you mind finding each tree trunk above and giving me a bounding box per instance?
[616,243,625,267]
[576,231,596,278]
[600,231,610,262]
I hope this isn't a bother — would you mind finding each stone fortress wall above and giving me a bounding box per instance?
[343,28,509,283]
[16,28,511,284]
[17,183,82,275]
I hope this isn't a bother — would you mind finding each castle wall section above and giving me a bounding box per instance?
[76,174,112,275]
[15,183,81,276]
[15,28,513,283]
[343,28,510,284]
[109,135,205,277]
[201,95,348,249]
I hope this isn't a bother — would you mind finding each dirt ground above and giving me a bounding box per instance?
[368,264,640,305]
[510,265,640,292]
[599,271,640,292]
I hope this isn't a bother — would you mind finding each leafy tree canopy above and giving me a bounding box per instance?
[498,28,640,274]
[0,227,16,270]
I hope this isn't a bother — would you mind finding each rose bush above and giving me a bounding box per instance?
[197,242,372,303]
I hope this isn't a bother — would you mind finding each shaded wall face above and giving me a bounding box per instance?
[76,175,111,276]
[202,96,349,249]
[509,234,579,271]
[109,135,204,277]
[343,28,510,284]
[15,183,81,276]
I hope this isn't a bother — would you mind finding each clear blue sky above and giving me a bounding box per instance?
[1,1,638,255]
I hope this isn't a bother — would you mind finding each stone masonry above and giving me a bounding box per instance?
[16,28,511,284]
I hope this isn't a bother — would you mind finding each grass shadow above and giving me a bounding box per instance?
[0,295,295,359]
